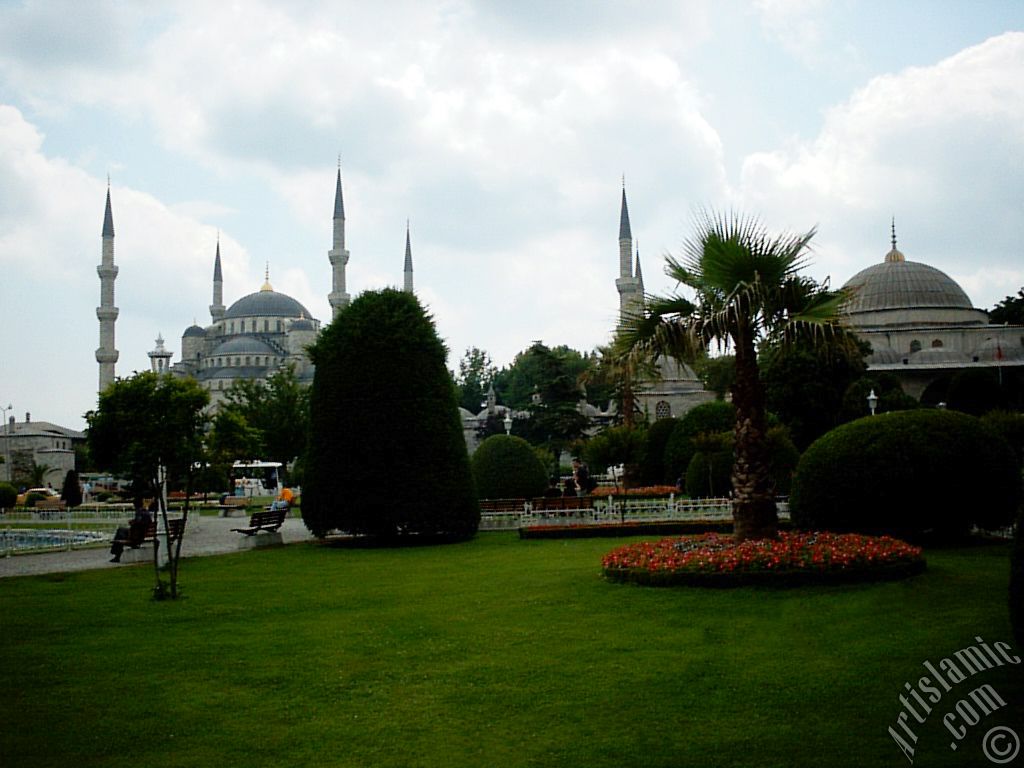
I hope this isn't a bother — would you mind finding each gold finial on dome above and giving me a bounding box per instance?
[260,261,273,292]
[885,217,905,263]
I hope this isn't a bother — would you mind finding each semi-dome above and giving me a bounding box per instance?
[210,336,278,357]
[224,289,311,319]
[908,347,971,364]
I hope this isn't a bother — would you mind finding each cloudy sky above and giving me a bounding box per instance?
[1,0,1022,431]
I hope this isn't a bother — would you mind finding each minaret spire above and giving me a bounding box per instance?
[210,235,225,322]
[403,219,414,294]
[615,178,640,324]
[328,162,351,318]
[96,182,120,393]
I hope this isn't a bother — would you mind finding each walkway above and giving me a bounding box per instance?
[0,515,316,579]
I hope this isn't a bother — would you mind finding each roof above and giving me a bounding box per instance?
[183,324,206,338]
[842,259,974,315]
[224,290,312,320]
[210,336,278,357]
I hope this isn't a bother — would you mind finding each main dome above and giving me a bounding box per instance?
[840,239,988,328]
[224,289,311,319]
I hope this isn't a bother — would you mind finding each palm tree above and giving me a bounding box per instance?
[616,209,846,541]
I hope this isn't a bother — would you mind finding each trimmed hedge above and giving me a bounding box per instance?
[663,402,735,486]
[303,289,479,540]
[638,417,677,485]
[1012,508,1023,646]
[790,409,1020,538]
[472,435,548,500]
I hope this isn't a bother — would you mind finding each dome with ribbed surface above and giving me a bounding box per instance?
[225,290,311,319]
[842,260,973,314]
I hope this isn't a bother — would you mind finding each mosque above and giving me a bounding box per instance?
[95,168,415,407]
[839,224,1024,402]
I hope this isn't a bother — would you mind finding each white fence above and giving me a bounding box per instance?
[479,495,790,531]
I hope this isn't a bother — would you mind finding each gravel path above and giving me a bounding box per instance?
[0,515,316,579]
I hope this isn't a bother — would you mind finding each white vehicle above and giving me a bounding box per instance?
[230,460,283,497]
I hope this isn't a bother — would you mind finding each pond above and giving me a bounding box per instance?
[0,529,110,554]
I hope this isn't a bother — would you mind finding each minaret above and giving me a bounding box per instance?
[210,236,225,322]
[615,180,640,323]
[96,182,119,393]
[328,162,351,318]
[634,244,645,306]
[403,220,414,293]
[148,334,173,374]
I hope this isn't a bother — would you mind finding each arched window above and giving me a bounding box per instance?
[229,321,235,333]
[655,401,672,420]
[277,320,283,332]
[245,356,251,366]
[931,339,943,348]
[263,320,269,332]
[909,340,922,353]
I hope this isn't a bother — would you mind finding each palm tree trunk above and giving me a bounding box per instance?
[730,329,778,541]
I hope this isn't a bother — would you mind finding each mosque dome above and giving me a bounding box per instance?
[224,289,311,320]
[840,229,988,328]
[183,324,206,338]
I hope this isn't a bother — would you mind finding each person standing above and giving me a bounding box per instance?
[572,457,592,498]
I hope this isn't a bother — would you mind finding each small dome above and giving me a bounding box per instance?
[458,407,477,421]
[290,318,315,331]
[225,290,311,319]
[868,347,902,364]
[908,347,971,364]
[183,324,206,338]
[210,336,278,357]
[975,337,1023,361]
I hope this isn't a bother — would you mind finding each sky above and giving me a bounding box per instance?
[1,0,1022,431]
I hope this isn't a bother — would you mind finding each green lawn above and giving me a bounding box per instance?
[1,533,1021,768]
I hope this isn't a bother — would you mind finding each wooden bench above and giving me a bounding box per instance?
[479,499,528,514]
[119,517,186,564]
[232,508,288,536]
[216,496,250,517]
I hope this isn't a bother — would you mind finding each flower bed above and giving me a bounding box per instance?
[602,531,926,587]
[591,485,678,498]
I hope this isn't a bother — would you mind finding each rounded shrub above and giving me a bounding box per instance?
[663,401,735,486]
[790,409,1020,538]
[685,448,733,498]
[303,289,479,540]
[0,481,16,509]
[472,435,549,500]
[683,426,799,498]
[638,417,677,485]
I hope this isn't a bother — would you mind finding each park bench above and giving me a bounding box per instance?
[530,496,594,512]
[479,499,529,514]
[119,517,186,565]
[231,507,288,536]
[216,496,250,517]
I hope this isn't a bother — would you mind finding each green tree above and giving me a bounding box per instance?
[582,425,646,489]
[581,342,655,429]
[990,288,1024,325]
[220,365,310,470]
[693,353,736,400]
[616,210,845,541]
[516,343,590,462]
[86,372,209,598]
[761,332,868,450]
[60,469,83,508]
[839,374,918,422]
[454,347,497,414]
[303,289,478,540]
[492,343,601,410]
[28,462,55,488]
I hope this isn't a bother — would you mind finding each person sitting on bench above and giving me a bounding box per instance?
[109,504,154,563]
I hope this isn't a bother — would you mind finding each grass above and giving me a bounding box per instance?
[1,533,1021,768]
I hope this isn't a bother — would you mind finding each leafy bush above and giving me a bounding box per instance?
[664,402,736,486]
[25,492,47,508]
[60,469,82,508]
[684,427,799,498]
[947,368,1005,415]
[472,435,548,500]
[790,409,1020,538]
[0,482,16,508]
[982,410,1024,470]
[638,417,677,486]
[839,375,918,422]
[303,289,479,540]
[582,425,646,487]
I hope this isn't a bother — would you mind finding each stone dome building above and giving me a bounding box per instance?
[841,225,1024,402]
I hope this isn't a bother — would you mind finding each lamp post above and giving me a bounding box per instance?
[503,411,513,435]
[0,403,11,484]
[867,389,878,416]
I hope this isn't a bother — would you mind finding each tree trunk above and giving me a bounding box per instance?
[730,327,778,541]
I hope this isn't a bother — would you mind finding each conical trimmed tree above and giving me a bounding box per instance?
[303,289,479,540]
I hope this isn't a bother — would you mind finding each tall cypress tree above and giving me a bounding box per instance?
[303,289,479,540]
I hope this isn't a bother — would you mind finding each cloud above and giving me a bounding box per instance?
[738,32,1024,306]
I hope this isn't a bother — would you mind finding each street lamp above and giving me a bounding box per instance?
[0,403,11,483]
[867,389,878,416]
[503,410,513,435]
